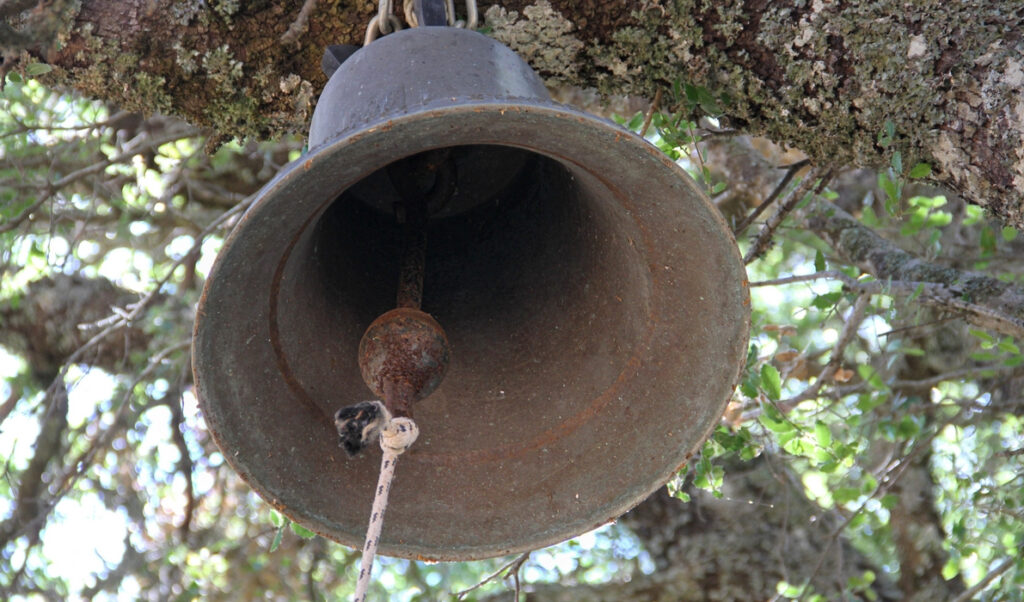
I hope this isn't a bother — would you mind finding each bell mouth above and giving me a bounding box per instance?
[193,104,749,560]
[296,143,651,458]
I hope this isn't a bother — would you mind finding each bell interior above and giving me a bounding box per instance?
[276,144,649,457]
[195,106,749,559]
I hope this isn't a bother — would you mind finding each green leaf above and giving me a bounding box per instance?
[885,120,896,140]
[269,524,285,552]
[740,375,759,398]
[1003,354,1024,367]
[969,328,996,343]
[963,204,985,225]
[896,415,921,438]
[811,291,843,310]
[814,249,826,272]
[980,227,997,257]
[860,206,880,227]
[833,487,861,504]
[696,86,722,115]
[880,494,900,510]
[761,364,782,401]
[814,421,832,448]
[856,365,886,390]
[776,581,804,598]
[684,82,700,106]
[878,172,901,212]
[290,523,316,539]
[879,177,899,208]
[674,490,692,502]
[907,283,926,304]
[997,338,1020,354]
[890,150,903,174]
[1002,226,1018,241]
[926,211,952,228]
[759,412,793,434]
[25,62,52,76]
[941,557,959,580]
[7,71,22,83]
[908,162,932,179]
[782,437,808,456]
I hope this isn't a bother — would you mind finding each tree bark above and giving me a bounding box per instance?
[0,275,151,382]
[4,1,1022,225]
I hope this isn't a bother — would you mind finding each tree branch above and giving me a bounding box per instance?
[0,379,68,551]
[734,159,810,236]
[745,166,833,263]
[951,556,1018,602]
[806,201,1024,339]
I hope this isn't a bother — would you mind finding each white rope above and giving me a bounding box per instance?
[352,415,419,602]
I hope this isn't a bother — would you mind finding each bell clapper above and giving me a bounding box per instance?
[349,138,455,598]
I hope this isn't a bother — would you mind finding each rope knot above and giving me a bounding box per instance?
[380,416,419,455]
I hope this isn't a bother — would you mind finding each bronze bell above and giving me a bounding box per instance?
[192,26,750,561]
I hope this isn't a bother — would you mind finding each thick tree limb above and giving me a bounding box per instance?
[4,0,1015,225]
[493,456,900,601]
[614,458,899,602]
[807,202,1024,339]
[0,275,151,381]
[0,380,68,552]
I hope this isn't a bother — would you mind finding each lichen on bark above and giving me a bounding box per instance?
[8,0,1021,225]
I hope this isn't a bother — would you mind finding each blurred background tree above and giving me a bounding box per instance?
[2,1,1023,600]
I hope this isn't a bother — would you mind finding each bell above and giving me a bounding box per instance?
[193,26,750,561]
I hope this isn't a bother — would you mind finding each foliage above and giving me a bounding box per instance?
[2,73,1023,602]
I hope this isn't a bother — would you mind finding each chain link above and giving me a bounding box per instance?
[367,0,479,44]
[377,0,394,34]
[365,0,403,45]
[399,0,478,30]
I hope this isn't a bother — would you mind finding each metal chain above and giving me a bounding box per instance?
[365,0,403,45]
[401,0,478,29]
[459,0,479,29]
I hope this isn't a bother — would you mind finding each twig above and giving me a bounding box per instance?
[743,294,869,421]
[53,340,191,499]
[734,159,810,235]
[42,194,252,404]
[0,384,20,424]
[0,110,132,140]
[951,556,1017,602]
[797,413,958,601]
[639,88,663,138]
[280,0,318,44]
[752,268,1024,338]
[891,364,1024,390]
[454,551,532,600]
[0,126,201,235]
[166,391,196,540]
[750,270,849,287]
[744,165,833,264]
